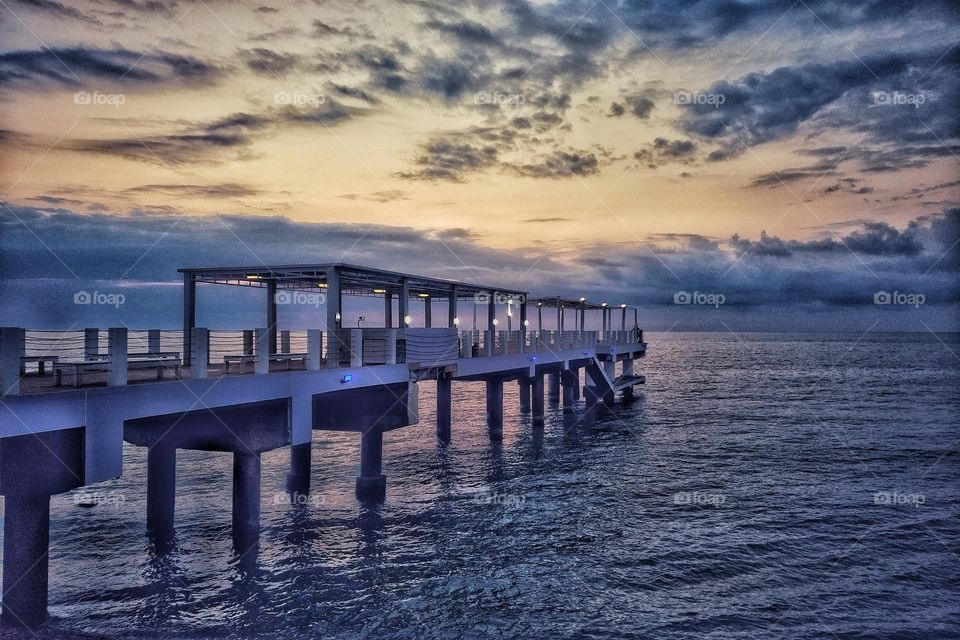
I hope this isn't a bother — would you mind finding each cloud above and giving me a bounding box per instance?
[633,138,697,168]
[0,47,222,88]
[397,137,500,182]
[338,190,409,203]
[122,183,263,198]
[730,221,925,257]
[509,149,604,178]
[239,48,303,75]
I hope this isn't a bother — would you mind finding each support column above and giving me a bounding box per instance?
[487,292,496,330]
[399,278,409,327]
[518,377,531,413]
[1,494,51,628]
[355,428,386,501]
[254,328,270,374]
[280,330,291,354]
[437,372,452,443]
[531,373,545,426]
[603,358,617,406]
[242,329,254,355]
[1,327,21,396]
[486,378,504,440]
[424,297,432,328]
[562,369,577,410]
[146,445,176,543]
[148,329,161,355]
[572,367,581,399]
[622,358,635,400]
[306,329,322,370]
[448,286,458,328]
[182,273,195,366]
[107,327,127,386]
[84,327,99,359]
[266,280,278,355]
[286,442,311,497]
[384,292,393,328]
[326,268,342,368]
[548,372,560,405]
[232,451,261,549]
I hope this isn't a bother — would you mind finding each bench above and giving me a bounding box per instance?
[20,355,60,376]
[223,352,309,374]
[128,351,181,361]
[54,356,181,387]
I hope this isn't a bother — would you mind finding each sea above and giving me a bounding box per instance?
[2,332,958,639]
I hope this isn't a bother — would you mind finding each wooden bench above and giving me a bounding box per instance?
[54,356,181,387]
[20,355,60,376]
[223,352,309,374]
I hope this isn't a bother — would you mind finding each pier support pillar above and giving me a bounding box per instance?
[518,377,531,413]
[232,451,261,550]
[355,428,386,501]
[561,370,577,411]
[285,442,311,497]
[572,367,581,400]
[531,373,545,426]
[486,378,504,440]
[146,444,176,543]
[1,494,50,628]
[603,359,617,406]
[436,372,452,444]
[547,372,560,405]
[622,359,635,400]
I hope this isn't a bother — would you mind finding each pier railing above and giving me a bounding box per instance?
[0,326,644,395]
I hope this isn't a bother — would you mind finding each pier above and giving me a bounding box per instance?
[0,263,646,628]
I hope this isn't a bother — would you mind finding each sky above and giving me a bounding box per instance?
[0,0,958,331]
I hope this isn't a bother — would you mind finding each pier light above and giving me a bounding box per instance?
[453,317,460,326]
[318,283,328,288]
[537,301,542,307]
[404,315,412,326]
[492,318,498,326]
[418,293,430,298]
[245,275,261,280]
[579,297,586,302]
[523,319,529,327]
[373,288,387,294]
[507,308,513,317]
[340,373,353,384]
[620,303,627,308]
[335,312,341,323]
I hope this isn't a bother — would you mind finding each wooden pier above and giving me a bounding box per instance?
[0,263,646,628]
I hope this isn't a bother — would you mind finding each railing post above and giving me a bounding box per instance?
[193,328,209,378]
[484,329,493,357]
[255,328,270,374]
[84,327,99,359]
[148,329,161,355]
[307,330,322,370]
[350,329,363,367]
[499,330,508,355]
[0,327,22,396]
[461,330,472,358]
[107,328,127,386]
[386,329,397,364]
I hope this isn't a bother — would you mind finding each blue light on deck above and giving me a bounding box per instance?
[529,355,537,361]
[340,374,353,383]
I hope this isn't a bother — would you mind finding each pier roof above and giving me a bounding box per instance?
[178,263,528,300]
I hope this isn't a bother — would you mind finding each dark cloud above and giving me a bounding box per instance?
[239,48,302,75]
[0,47,221,88]
[397,137,500,182]
[633,138,697,168]
[338,190,409,203]
[510,149,603,179]
[730,221,926,257]
[424,19,500,45]
[8,0,98,23]
[122,183,263,198]
[523,217,571,223]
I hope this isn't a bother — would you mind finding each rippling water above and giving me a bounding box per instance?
[3,332,959,639]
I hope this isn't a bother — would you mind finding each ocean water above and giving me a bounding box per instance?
[2,332,959,639]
